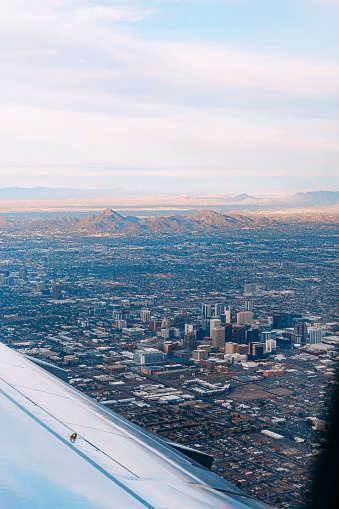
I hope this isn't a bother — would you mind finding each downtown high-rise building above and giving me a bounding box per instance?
[19,267,27,280]
[52,283,62,299]
[211,327,225,349]
[233,325,246,344]
[140,309,151,322]
[247,327,260,344]
[309,327,323,344]
[268,312,283,329]
[294,323,308,343]
[222,323,233,342]
[282,312,294,328]
[245,300,254,311]
[244,283,259,295]
[183,333,197,351]
[201,303,212,318]
[237,311,253,326]
[214,303,224,317]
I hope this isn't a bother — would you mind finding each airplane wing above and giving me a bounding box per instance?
[0,343,272,508]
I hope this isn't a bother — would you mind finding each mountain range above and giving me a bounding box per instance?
[0,208,278,234]
[0,188,338,207]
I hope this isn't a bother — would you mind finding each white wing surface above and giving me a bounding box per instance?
[0,343,272,508]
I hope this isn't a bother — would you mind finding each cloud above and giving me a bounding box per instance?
[1,8,338,116]
[2,1,339,107]
[0,0,338,183]
[0,99,337,179]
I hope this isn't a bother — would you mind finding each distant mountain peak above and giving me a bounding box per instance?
[0,217,14,226]
[98,208,124,218]
[189,209,222,219]
[290,190,339,205]
[229,193,257,202]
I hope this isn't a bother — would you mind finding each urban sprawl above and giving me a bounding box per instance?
[0,220,338,508]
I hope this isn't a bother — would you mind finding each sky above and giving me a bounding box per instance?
[0,0,338,194]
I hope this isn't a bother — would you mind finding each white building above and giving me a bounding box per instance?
[122,328,144,336]
[266,339,277,352]
[309,327,323,344]
[201,303,212,318]
[134,348,167,365]
[140,309,151,322]
[245,300,254,311]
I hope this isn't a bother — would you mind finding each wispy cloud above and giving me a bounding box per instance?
[0,0,338,188]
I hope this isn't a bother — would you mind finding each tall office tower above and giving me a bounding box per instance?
[222,323,233,342]
[237,311,253,326]
[309,327,323,344]
[224,306,231,323]
[19,267,27,280]
[245,300,254,311]
[210,318,221,330]
[233,325,246,344]
[161,316,169,328]
[211,327,226,349]
[140,309,151,322]
[247,327,259,343]
[180,308,188,317]
[214,303,224,317]
[269,312,282,329]
[201,319,210,336]
[183,333,197,351]
[201,303,211,318]
[52,283,62,300]
[282,312,294,328]
[294,323,308,342]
